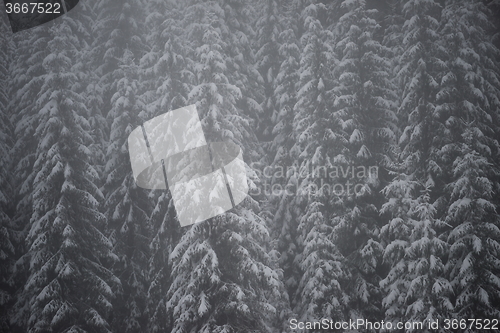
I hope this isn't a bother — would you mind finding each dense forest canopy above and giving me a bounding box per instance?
[1,0,500,332]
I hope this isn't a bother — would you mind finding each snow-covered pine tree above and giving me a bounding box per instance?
[141,0,191,117]
[439,0,500,320]
[255,0,283,140]
[0,127,14,333]
[141,2,190,332]
[221,0,264,146]
[270,0,301,171]
[91,1,152,330]
[290,1,353,323]
[163,2,286,331]
[380,0,405,76]
[7,22,53,332]
[146,189,180,333]
[91,0,147,118]
[102,49,152,333]
[0,16,15,333]
[183,0,259,152]
[330,0,398,322]
[267,0,302,315]
[83,74,108,189]
[444,131,500,321]
[79,4,108,187]
[247,1,302,327]
[8,24,52,247]
[13,8,120,332]
[380,0,406,133]
[493,1,500,60]
[380,0,453,329]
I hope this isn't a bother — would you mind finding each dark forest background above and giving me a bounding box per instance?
[1,0,500,332]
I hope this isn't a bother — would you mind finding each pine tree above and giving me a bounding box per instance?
[330,0,397,321]
[439,0,500,320]
[0,16,15,333]
[380,0,453,328]
[381,0,405,79]
[146,190,180,333]
[267,0,302,314]
[92,0,147,118]
[142,0,191,116]
[81,4,108,187]
[290,1,353,323]
[445,130,500,321]
[141,2,190,332]
[0,126,14,333]
[12,7,120,332]
[163,3,286,331]
[9,25,52,254]
[102,49,151,333]
[270,0,301,170]
[255,0,283,139]
[91,1,152,330]
[184,1,257,150]
[7,22,53,332]
[221,0,264,141]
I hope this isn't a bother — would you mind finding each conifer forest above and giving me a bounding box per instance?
[1,0,500,332]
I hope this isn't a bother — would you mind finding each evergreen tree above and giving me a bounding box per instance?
[270,0,301,170]
[330,0,397,321]
[381,0,405,75]
[290,1,352,323]
[439,0,500,320]
[146,190,180,333]
[82,13,109,187]
[255,0,283,139]
[92,0,146,118]
[7,23,52,332]
[267,0,301,313]
[444,129,500,321]
[142,0,191,116]
[92,1,152,330]
[0,16,15,333]
[102,49,151,333]
[12,6,121,332]
[9,25,52,248]
[380,0,453,328]
[221,0,264,141]
[184,0,257,150]
[141,2,189,332]
[163,3,286,331]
